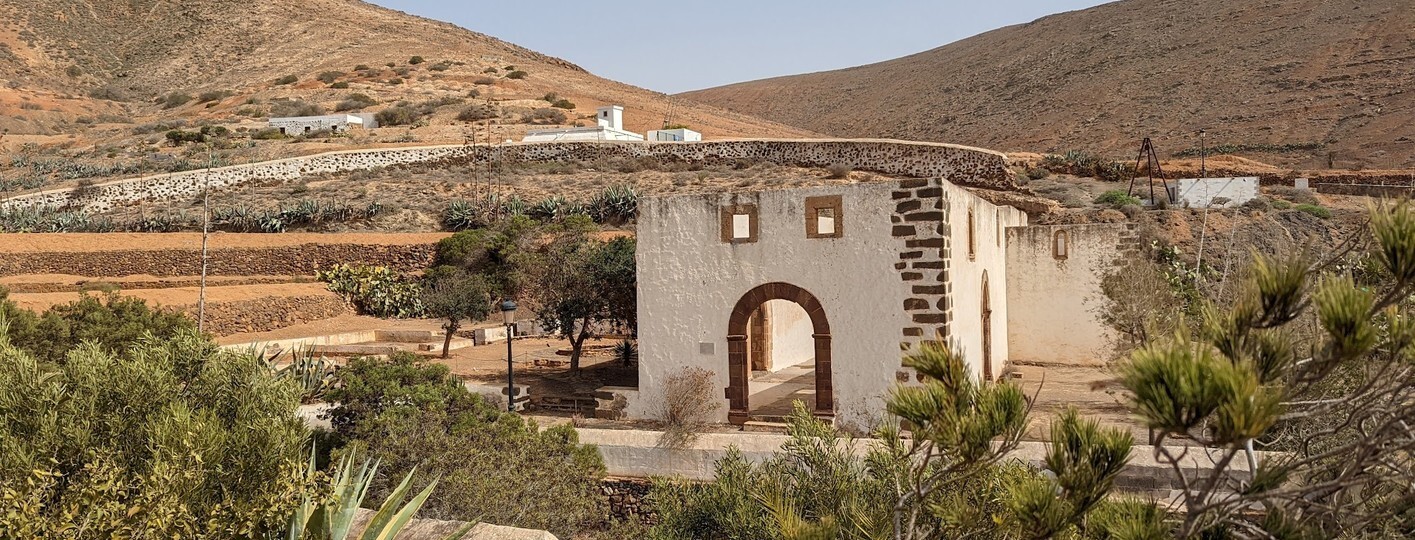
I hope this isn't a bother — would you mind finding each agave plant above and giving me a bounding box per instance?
[500,195,527,218]
[442,199,484,231]
[277,348,337,404]
[285,445,470,540]
[589,184,638,224]
[529,196,567,221]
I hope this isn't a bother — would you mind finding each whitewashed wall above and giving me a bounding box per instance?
[1005,223,1133,365]
[1174,177,1259,208]
[634,184,911,430]
[765,299,814,371]
[944,183,1028,379]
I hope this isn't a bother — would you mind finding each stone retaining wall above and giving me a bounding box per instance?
[177,293,348,336]
[0,242,437,277]
[2,139,1015,212]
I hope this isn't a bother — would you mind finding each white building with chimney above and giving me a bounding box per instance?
[522,105,645,142]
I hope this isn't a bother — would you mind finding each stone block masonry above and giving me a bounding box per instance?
[891,178,953,355]
[0,233,442,277]
[1,139,1017,213]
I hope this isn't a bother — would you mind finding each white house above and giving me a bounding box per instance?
[522,105,645,143]
[268,114,366,135]
[647,128,702,142]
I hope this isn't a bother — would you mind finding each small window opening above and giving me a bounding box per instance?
[721,204,759,244]
[804,195,843,239]
[732,214,752,239]
[967,209,977,260]
[815,208,835,235]
[1053,230,1069,260]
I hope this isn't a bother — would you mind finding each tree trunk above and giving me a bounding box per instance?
[569,320,592,374]
[441,320,458,359]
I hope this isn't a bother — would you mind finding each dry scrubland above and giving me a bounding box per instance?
[94,158,887,232]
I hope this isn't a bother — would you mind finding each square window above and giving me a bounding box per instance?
[720,204,759,243]
[804,195,843,239]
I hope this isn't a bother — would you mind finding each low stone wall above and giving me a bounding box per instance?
[0,241,437,277]
[575,427,1246,494]
[602,478,657,525]
[173,293,348,336]
[2,139,1016,212]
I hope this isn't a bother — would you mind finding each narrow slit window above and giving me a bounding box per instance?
[1053,230,1069,260]
[967,209,977,260]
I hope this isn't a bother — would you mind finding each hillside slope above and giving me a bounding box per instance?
[0,0,814,142]
[680,0,1415,169]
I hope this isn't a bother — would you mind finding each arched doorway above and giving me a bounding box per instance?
[981,272,993,381]
[726,282,833,424]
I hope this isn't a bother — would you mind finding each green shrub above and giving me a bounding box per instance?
[273,74,298,85]
[160,92,193,109]
[326,354,606,537]
[269,99,324,117]
[528,107,566,125]
[1294,203,1331,219]
[473,76,496,85]
[1095,189,1143,207]
[482,67,498,74]
[251,127,286,140]
[196,90,232,103]
[329,81,349,89]
[386,77,404,85]
[353,64,371,71]
[550,98,576,110]
[0,290,195,363]
[506,70,528,80]
[316,264,425,318]
[1272,199,1292,210]
[0,326,308,537]
[316,70,345,84]
[455,103,498,122]
[374,105,419,126]
[334,93,378,112]
[429,62,451,72]
[408,56,424,65]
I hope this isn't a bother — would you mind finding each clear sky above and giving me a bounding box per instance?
[368,0,1112,94]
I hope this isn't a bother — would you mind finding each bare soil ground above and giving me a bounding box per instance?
[0,232,447,252]
[6,282,335,313]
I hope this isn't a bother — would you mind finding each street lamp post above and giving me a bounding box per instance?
[500,300,518,412]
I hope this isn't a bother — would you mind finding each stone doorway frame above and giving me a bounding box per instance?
[725,282,833,424]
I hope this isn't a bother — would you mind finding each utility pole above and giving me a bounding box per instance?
[1199,128,1208,179]
[197,149,212,333]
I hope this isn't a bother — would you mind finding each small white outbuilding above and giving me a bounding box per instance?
[522,105,645,143]
[267,114,366,135]
[647,128,702,142]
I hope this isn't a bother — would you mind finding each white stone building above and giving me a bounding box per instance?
[268,114,366,135]
[624,171,1136,431]
[522,105,645,143]
[647,128,702,142]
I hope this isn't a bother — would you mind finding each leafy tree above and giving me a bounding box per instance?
[422,268,492,358]
[323,354,606,537]
[0,327,308,538]
[433,215,540,299]
[531,229,636,373]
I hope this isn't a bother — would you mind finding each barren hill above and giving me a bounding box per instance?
[680,0,1415,170]
[0,0,814,144]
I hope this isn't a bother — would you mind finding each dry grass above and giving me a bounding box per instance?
[658,366,722,448]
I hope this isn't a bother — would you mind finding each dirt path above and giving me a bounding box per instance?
[8,282,336,312]
[0,232,448,253]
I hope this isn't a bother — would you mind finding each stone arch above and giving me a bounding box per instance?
[726,282,832,424]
